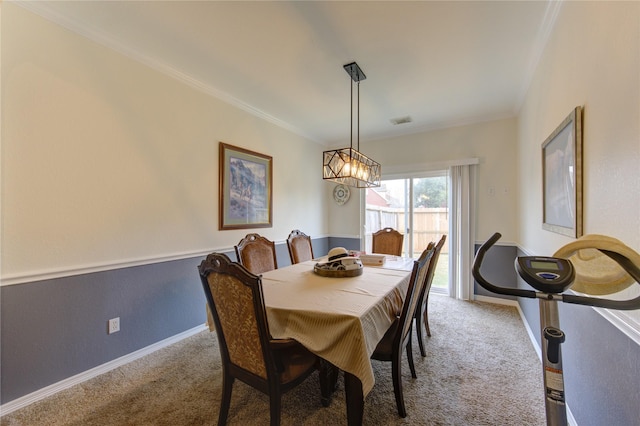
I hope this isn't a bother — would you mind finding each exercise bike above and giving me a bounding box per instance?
[472,232,640,426]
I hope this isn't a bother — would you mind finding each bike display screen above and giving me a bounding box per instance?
[529,259,560,270]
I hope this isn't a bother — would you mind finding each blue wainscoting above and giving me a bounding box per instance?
[327,236,360,252]
[473,243,519,301]
[1,236,331,406]
[1,256,206,404]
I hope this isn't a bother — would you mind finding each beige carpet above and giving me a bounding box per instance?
[1,295,546,425]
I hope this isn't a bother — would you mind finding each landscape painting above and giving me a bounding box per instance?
[219,142,272,230]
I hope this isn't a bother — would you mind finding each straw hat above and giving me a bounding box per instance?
[553,234,640,295]
[316,247,362,271]
[327,247,358,262]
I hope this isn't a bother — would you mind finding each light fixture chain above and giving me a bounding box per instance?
[357,80,360,152]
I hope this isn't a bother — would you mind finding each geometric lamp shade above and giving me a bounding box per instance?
[323,147,381,188]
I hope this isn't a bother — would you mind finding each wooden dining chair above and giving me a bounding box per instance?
[415,235,447,357]
[371,246,435,418]
[372,227,404,256]
[198,253,325,426]
[286,229,314,264]
[235,233,278,275]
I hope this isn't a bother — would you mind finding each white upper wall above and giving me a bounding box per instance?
[517,1,640,255]
[517,1,639,327]
[1,4,328,279]
[330,118,519,243]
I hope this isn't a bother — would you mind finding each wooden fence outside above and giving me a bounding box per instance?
[365,206,449,256]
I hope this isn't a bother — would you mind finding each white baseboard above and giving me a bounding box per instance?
[0,324,208,416]
[474,294,519,306]
[514,302,542,361]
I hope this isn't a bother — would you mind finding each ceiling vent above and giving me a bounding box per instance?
[390,116,412,125]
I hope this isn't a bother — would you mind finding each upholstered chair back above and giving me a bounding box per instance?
[286,230,314,264]
[235,233,278,275]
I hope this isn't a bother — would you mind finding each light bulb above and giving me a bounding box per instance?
[343,161,351,175]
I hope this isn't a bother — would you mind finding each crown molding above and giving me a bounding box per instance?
[13,1,320,144]
[514,0,564,112]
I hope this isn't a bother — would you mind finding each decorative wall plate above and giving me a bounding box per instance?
[333,184,350,205]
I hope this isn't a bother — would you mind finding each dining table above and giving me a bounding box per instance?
[260,256,415,425]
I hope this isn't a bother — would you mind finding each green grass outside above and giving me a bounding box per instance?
[431,253,448,289]
[407,252,449,291]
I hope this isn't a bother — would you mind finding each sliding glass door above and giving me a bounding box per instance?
[365,172,449,294]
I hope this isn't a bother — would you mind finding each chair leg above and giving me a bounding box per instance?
[415,308,426,357]
[319,360,339,407]
[218,373,234,426]
[392,353,407,418]
[424,307,431,337]
[406,334,417,379]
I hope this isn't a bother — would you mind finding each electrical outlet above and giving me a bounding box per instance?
[108,317,120,334]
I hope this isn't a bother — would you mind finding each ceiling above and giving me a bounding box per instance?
[21,1,560,146]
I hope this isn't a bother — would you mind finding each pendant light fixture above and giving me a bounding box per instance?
[323,62,381,188]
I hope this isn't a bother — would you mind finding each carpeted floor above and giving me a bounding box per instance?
[1,295,546,425]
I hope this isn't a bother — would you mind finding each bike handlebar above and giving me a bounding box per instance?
[472,232,537,299]
[472,232,640,311]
